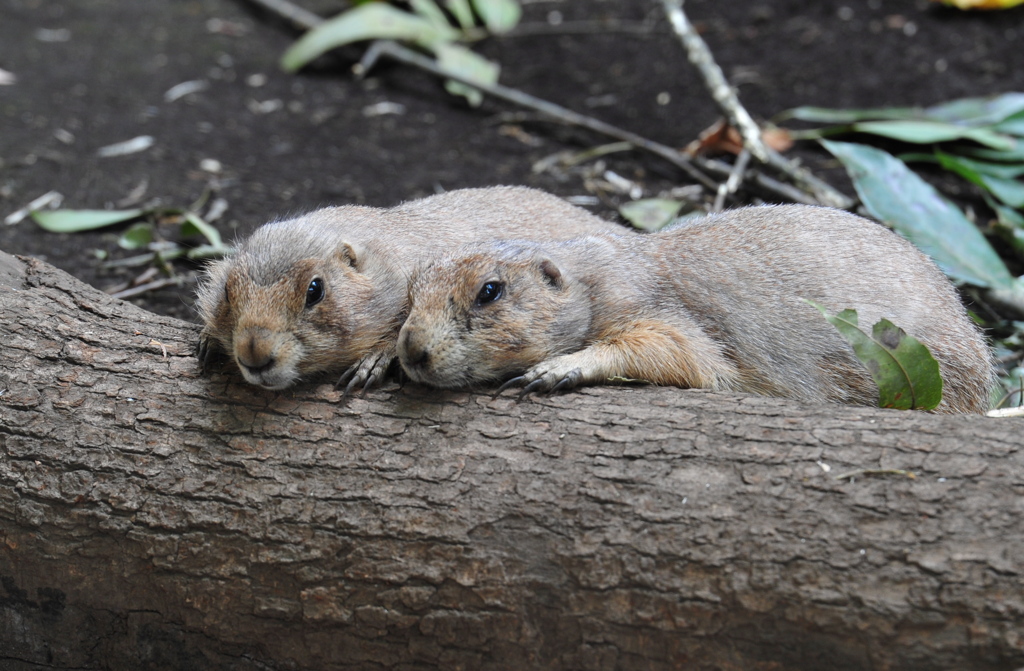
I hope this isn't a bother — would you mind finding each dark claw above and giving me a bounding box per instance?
[196,336,224,373]
[548,373,579,394]
[360,372,379,397]
[495,375,527,397]
[518,378,548,398]
[335,364,359,390]
[341,372,366,400]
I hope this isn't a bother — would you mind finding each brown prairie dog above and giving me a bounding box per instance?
[195,186,627,390]
[398,205,994,413]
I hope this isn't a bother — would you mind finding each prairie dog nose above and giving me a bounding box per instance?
[235,328,277,371]
[398,326,430,369]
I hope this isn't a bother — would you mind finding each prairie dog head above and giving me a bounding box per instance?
[195,218,399,389]
[398,243,591,389]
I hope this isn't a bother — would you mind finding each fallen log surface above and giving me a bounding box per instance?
[1,249,1022,671]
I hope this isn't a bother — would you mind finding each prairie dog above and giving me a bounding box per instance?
[398,205,994,413]
[195,186,626,390]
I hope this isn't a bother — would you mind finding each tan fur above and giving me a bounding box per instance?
[195,186,626,390]
[399,205,995,414]
[591,319,738,388]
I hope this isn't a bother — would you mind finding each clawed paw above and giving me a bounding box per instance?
[196,333,226,373]
[336,350,394,398]
[494,366,583,399]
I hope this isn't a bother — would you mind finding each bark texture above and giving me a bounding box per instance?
[1,250,1022,671]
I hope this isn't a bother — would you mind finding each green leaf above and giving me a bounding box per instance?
[924,92,1024,127]
[783,93,1024,127]
[821,140,1014,289]
[445,0,476,28]
[436,43,499,107]
[281,4,456,72]
[992,198,1024,229]
[933,151,1024,179]
[935,151,1024,208]
[933,151,986,182]
[409,0,452,31]
[619,198,683,232]
[995,111,1024,137]
[471,0,521,33]
[180,211,225,249]
[30,208,145,233]
[961,140,1024,162]
[807,302,943,411]
[781,105,919,124]
[118,222,154,250]
[978,176,1024,209]
[897,152,941,164]
[851,120,1016,150]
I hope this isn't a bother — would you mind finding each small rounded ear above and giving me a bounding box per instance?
[538,258,563,288]
[337,241,362,269]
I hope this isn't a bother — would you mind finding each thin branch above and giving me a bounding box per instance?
[695,157,817,206]
[109,276,189,301]
[660,0,767,163]
[764,149,855,209]
[659,0,854,209]
[356,40,718,189]
[712,148,749,212]
[748,171,821,206]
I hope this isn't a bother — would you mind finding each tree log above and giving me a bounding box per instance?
[1,249,1022,671]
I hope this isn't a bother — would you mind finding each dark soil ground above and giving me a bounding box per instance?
[2,0,1023,323]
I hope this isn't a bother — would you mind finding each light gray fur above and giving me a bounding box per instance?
[195,186,627,389]
[402,204,994,413]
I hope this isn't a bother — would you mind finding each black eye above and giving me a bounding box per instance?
[306,277,325,307]
[476,281,504,306]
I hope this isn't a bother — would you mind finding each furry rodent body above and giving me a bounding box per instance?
[398,204,994,413]
[195,186,626,390]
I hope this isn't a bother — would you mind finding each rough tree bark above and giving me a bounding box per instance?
[1,248,1022,671]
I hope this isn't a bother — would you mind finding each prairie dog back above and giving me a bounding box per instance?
[644,206,993,409]
[195,186,626,390]
[399,205,994,413]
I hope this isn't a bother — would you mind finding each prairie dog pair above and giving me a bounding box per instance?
[398,205,994,413]
[195,186,625,390]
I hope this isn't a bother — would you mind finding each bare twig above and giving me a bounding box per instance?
[660,0,854,209]
[697,157,818,205]
[356,39,718,189]
[531,141,635,175]
[4,190,64,226]
[712,148,749,212]
[109,276,189,300]
[660,0,767,163]
[765,149,855,209]
[747,171,819,205]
